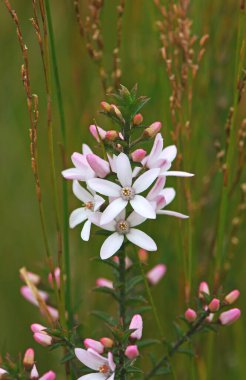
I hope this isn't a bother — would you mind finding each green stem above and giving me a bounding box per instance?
[118,248,126,380]
[144,310,210,380]
[44,0,72,329]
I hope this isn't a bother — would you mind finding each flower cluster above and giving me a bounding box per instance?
[184,281,241,326]
[74,314,143,379]
[62,92,193,260]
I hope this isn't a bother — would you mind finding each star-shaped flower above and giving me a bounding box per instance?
[69,180,105,241]
[88,153,160,225]
[75,348,115,380]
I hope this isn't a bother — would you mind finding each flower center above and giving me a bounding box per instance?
[85,201,94,210]
[99,365,110,374]
[116,219,130,234]
[120,186,135,201]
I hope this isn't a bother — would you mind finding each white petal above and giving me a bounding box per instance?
[87,178,121,197]
[108,352,116,372]
[62,168,86,181]
[161,188,176,206]
[115,209,126,221]
[77,374,106,380]
[82,144,93,154]
[100,198,127,226]
[147,133,163,167]
[157,210,189,218]
[126,229,157,251]
[69,208,87,228]
[159,145,177,162]
[73,180,93,202]
[94,195,105,211]
[74,348,107,371]
[107,375,115,380]
[132,166,142,178]
[147,177,166,200]
[162,171,194,177]
[116,153,132,187]
[130,195,156,219]
[133,168,160,194]
[100,233,124,260]
[127,211,146,227]
[81,220,92,241]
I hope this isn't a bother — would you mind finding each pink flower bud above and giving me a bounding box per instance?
[143,122,162,138]
[33,332,52,347]
[219,308,241,326]
[105,130,119,141]
[110,104,124,122]
[46,306,59,321]
[224,290,240,305]
[23,348,35,369]
[147,264,167,286]
[138,249,148,263]
[133,113,143,125]
[129,314,143,340]
[86,154,110,178]
[184,308,197,322]
[96,278,114,289]
[0,369,8,377]
[84,339,104,354]
[20,271,40,285]
[100,337,114,348]
[101,101,111,112]
[131,149,147,162]
[208,298,220,312]
[31,323,47,333]
[39,371,56,380]
[20,286,49,306]
[89,124,106,142]
[30,364,39,379]
[198,281,210,299]
[125,345,139,360]
[113,256,133,269]
[48,267,61,289]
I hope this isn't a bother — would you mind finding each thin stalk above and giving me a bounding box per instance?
[118,248,126,380]
[43,0,72,329]
[144,310,210,380]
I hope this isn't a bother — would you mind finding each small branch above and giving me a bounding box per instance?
[144,310,210,380]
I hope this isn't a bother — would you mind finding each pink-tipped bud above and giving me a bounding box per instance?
[208,298,220,312]
[96,278,114,289]
[33,332,52,347]
[84,339,104,354]
[133,113,143,126]
[224,290,240,305]
[129,315,143,340]
[23,348,35,369]
[30,364,39,379]
[46,306,59,321]
[20,271,40,285]
[184,308,197,322]
[131,149,147,163]
[113,256,132,269]
[125,345,139,360]
[138,249,148,263]
[198,281,210,299]
[101,101,111,112]
[100,337,114,348]
[89,124,106,142]
[0,369,8,377]
[143,121,162,138]
[39,371,56,380]
[31,323,47,334]
[110,104,124,122]
[20,286,49,307]
[105,130,119,141]
[219,308,241,326]
[48,267,61,289]
[147,264,167,286]
[86,154,110,178]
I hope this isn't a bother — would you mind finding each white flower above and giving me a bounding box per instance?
[75,348,115,380]
[62,144,110,181]
[134,133,194,178]
[69,180,104,241]
[91,210,157,260]
[147,177,188,218]
[88,153,160,225]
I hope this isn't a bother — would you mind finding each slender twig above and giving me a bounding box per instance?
[118,248,126,380]
[144,310,210,380]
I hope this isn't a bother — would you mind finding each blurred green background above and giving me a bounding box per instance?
[0,0,245,378]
